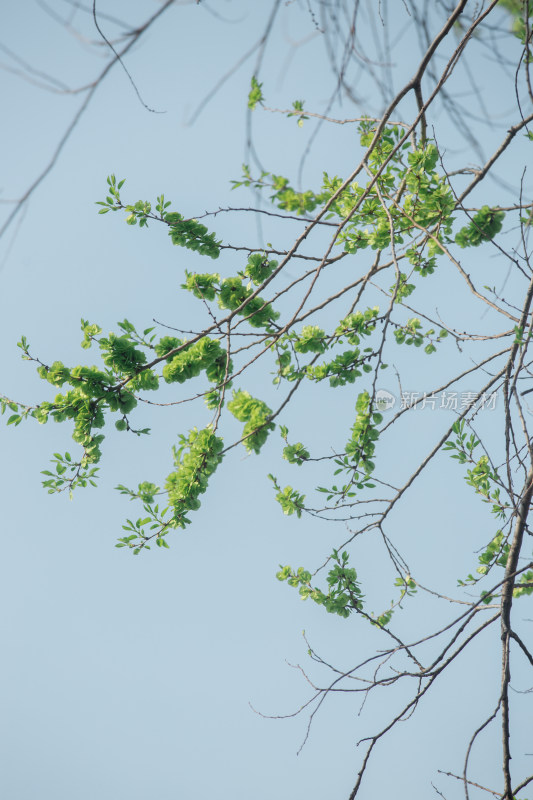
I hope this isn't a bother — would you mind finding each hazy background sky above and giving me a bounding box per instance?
[0,2,531,798]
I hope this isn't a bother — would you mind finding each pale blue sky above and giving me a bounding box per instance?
[1,2,531,799]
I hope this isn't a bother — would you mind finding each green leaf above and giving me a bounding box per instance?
[248,76,264,110]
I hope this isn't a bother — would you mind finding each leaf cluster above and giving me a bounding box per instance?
[276,550,364,619]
